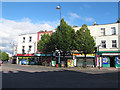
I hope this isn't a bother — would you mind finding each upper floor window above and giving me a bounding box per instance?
[101,40,106,48]
[101,28,105,36]
[29,46,32,51]
[111,27,116,35]
[39,34,43,40]
[29,36,32,42]
[23,37,25,43]
[112,40,117,48]
[22,46,25,54]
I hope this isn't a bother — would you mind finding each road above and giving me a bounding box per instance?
[2,63,119,88]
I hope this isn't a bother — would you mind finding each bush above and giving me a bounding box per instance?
[42,61,47,66]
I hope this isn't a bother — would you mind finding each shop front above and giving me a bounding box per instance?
[73,53,95,67]
[97,51,120,68]
[35,53,52,65]
[16,54,35,65]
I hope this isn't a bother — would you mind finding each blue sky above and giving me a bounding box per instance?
[2,2,118,27]
[0,2,119,54]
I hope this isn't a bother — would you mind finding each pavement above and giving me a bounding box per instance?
[19,64,119,72]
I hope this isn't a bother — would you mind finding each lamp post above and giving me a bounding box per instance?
[97,45,101,69]
[56,4,61,31]
[56,4,62,67]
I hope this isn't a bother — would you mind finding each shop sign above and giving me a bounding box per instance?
[67,59,74,67]
[17,54,35,56]
[102,57,109,64]
[102,53,120,55]
[73,53,95,56]
[116,57,120,64]
[52,61,56,66]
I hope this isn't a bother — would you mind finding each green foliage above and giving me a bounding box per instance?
[1,52,9,61]
[51,18,76,53]
[75,24,95,54]
[75,24,95,67]
[37,33,51,53]
[42,61,47,66]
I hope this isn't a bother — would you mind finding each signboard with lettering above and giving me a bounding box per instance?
[67,59,74,67]
[116,57,120,68]
[102,57,110,67]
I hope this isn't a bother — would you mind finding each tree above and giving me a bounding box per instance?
[51,18,76,61]
[75,24,95,67]
[1,52,9,61]
[37,33,51,54]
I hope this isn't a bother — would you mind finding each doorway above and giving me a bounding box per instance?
[110,56,115,67]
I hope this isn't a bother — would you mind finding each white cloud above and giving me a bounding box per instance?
[68,12,94,23]
[85,17,94,22]
[69,12,81,20]
[0,18,55,54]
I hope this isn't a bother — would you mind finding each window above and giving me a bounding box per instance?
[101,28,105,36]
[29,46,32,51]
[111,27,116,35]
[23,37,25,42]
[22,46,25,54]
[39,34,43,40]
[29,36,32,42]
[101,40,106,48]
[112,40,117,48]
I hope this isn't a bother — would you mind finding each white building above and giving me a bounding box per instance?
[73,20,120,67]
[17,33,37,54]
[13,44,18,56]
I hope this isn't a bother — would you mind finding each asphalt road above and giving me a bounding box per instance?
[2,63,120,88]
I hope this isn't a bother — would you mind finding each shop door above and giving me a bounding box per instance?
[110,56,115,67]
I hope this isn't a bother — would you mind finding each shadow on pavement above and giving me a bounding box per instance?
[2,69,120,89]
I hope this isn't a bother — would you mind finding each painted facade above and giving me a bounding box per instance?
[73,22,120,68]
[17,33,37,54]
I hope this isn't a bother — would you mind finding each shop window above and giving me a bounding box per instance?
[101,40,106,48]
[111,27,116,35]
[101,28,105,36]
[112,40,117,48]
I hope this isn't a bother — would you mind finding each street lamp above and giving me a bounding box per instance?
[97,44,101,69]
[56,4,62,67]
[56,4,61,31]
[56,49,61,67]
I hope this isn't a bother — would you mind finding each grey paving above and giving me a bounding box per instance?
[2,63,119,88]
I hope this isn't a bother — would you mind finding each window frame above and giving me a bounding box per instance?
[101,40,106,48]
[112,40,117,48]
[100,28,105,36]
[23,37,25,43]
[29,36,32,42]
[111,27,116,35]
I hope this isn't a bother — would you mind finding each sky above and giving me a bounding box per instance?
[0,2,119,55]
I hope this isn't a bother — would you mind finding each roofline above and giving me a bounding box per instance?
[19,33,37,36]
[37,30,53,33]
[89,22,118,26]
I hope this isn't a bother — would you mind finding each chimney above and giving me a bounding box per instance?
[93,21,98,25]
[116,18,120,23]
[73,25,78,27]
